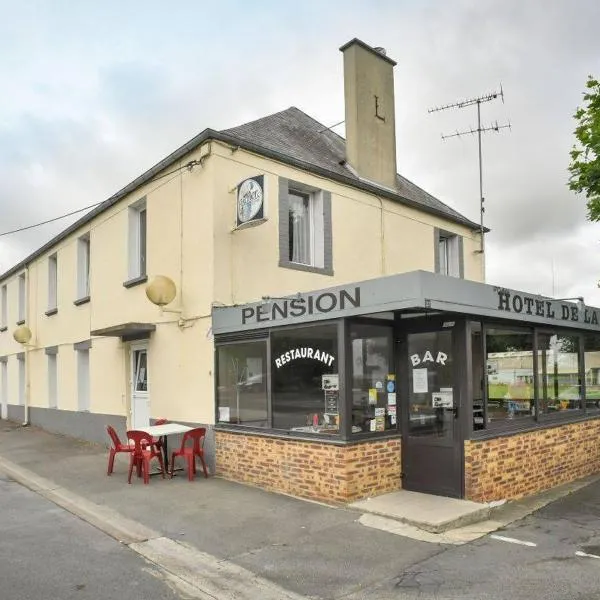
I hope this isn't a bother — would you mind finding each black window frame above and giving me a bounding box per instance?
[214,317,399,442]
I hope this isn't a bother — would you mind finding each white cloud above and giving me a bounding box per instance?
[1,0,599,305]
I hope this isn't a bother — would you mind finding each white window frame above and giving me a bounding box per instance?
[48,353,58,409]
[18,355,25,406]
[77,349,90,412]
[77,234,91,300]
[438,233,460,277]
[128,198,147,280]
[288,188,324,269]
[48,254,58,312]
[17,273,26,323]
[1,284,7,329]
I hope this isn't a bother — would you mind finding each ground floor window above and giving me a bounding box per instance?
[351,323,395,434]
[272,324,338,432]
[537,332,581,414]
[474,322,593,431]
[216,320,397,438]
[216,341,268,426]
[486,326,534,424]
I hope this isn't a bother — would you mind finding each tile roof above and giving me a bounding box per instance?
[222,106,477,227]
[1,106,479,281]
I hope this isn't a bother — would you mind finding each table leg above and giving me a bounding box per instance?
[161,435,168,473]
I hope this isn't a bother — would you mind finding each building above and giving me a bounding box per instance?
[2,39,599,505]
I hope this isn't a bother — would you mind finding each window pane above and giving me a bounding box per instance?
[438,239,448,275]
[537,333,581,414]
[134,350,148,392]
[139,209,147,276]
[289,191,311,265]
[408,330,454,438]
[584,333,600,411]
[272,325,339,434]
[1,285,6,327]
[217,342,268,426]
[350,323,394,434]
[486,327,534,423]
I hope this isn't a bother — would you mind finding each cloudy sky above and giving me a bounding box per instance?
[1,0,599,303]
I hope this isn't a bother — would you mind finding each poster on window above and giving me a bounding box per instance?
[412,368,428,393]
[236,175,265,229]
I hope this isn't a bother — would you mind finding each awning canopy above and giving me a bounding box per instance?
[211,270,600,335]
[91,322,156,342]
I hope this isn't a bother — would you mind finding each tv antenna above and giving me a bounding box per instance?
[429,85,510,277]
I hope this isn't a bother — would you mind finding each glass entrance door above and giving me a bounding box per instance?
[401,326,464,498]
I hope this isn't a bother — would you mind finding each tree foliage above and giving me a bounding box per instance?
[568,76,600,221]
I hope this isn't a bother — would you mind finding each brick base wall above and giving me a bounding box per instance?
[465,419,600,502]
[215,431,401,504]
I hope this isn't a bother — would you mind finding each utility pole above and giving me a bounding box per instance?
[429,86,510,279]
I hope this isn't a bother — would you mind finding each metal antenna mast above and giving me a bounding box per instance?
[428,86,510,274]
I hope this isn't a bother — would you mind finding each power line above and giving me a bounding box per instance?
[0,202,102,238]
[0,159,201,239]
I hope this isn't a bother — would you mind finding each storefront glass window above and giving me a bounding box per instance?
[583,333,600,411]
[271,324,339,434]
[537,332,582,414]
[216,341,268,427]
[486,327,534,423]
[350,323,394,434]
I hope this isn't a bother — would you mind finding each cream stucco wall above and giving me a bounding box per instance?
[210,142,481,305]
[0,137,482,436]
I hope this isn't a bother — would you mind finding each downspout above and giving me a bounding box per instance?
[23,264,30,426]
[377,195,386,275]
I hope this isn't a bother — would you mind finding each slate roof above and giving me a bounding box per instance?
[221,106,478,228]
[1,106,479,281]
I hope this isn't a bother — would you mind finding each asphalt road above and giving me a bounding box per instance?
[0,472,183,600]
[345,479,600,600]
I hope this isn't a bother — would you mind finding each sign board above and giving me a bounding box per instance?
[324,390,339,413]
[236,175,265,228]
[322,374,339,391]
[432,391,453,408]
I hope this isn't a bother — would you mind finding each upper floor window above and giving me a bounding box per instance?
[17,273,26,323]
[127,198,147,281]
[435,229,463,278]
[77,234,91,300]
[47,254,58,313]
[278,178,332,275]
[0,284,7,330]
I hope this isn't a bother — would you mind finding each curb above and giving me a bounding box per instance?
[0,454,311,599]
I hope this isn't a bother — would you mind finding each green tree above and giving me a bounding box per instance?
[569,76,600,220]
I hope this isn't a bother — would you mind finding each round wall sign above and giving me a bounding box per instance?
[237,177,264,224]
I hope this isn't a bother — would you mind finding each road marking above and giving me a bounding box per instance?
[490,534,537,547]
[576,551,600,559]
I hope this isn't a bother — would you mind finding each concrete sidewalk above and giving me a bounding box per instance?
[0,420,595,599]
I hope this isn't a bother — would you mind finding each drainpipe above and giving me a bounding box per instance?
[22,264,30,426]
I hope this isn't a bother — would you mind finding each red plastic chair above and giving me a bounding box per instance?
[126,430,166,484]
[106,425,133,475]
[169,427,209,481]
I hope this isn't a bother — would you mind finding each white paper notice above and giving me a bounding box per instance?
[412,368,428,393]
[218,406,230,422]
[387,392,396,406]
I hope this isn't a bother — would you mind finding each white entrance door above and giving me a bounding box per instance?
[130,343,150,429]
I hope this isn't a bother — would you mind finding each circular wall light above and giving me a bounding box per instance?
[13,325,32,345]
[145,275,177,307]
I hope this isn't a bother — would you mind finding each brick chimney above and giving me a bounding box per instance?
[339,38,398,190]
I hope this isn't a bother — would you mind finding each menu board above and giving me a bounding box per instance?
[324,390,339,414]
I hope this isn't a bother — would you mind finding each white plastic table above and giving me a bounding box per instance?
[137,423,192,473]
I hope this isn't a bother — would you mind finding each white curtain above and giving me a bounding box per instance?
[289,194,311,264]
